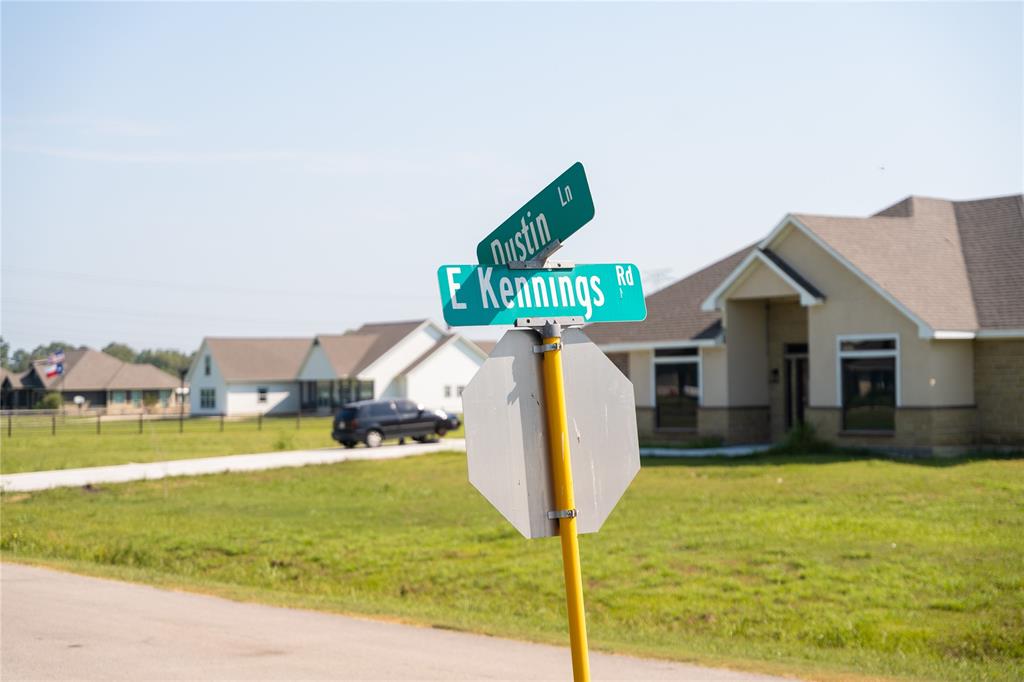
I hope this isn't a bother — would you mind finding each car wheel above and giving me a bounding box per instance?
[436,426,448,437]
[343,441,356,449]
[365,429,383,448]
[413,436,427,443]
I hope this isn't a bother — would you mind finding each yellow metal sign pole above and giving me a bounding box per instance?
[539,322,591,682]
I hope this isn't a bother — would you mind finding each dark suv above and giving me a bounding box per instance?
[332,399,460,448]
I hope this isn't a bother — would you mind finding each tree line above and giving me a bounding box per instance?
[0,337,196,376]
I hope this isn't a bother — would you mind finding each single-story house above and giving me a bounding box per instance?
[587,193,1023,455]
[188,319,486,416]
[0,368,29,409]
[1,348,185,414]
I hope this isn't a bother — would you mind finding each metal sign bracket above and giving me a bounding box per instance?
[547,508,578,520]
[515,316,585,332]
[508,240,574,271]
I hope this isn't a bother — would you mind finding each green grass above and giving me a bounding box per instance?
[3,452,1022,681]
[0,415,465,474]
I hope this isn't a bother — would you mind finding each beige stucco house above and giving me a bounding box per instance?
[587,194,1023,455]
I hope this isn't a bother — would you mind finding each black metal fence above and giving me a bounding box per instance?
[0,410,330,437]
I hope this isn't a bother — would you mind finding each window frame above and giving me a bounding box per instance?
[257,387,268,404]
[836,333,900,432]
[204,355,211,376]
[200,388,216,410]
[650,348,702,430]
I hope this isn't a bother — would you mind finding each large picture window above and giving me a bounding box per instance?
[200,388,216,410]
[654,349,700,429]
[838,336,897,431]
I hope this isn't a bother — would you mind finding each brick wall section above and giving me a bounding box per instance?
[805,406,978,456]
[974,340,1024,445]
[699,407,770,444]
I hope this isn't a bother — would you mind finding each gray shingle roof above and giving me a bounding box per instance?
[585,245,756,345]
[19,348,181,391]
[588,193,1023,345]
[795,193,1023,332]
[205,338,313,382]
[349,320,428,374]
[953,194,1024,330]
[312,334,381,378]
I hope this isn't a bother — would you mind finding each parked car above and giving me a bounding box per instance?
[332,399,460,448]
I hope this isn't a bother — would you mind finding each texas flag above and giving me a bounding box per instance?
[45,350,65,378]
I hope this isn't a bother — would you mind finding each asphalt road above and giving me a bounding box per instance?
[2,563,790,681]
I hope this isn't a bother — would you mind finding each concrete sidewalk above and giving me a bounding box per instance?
[0,439,466,493]
[1,563,792,681]
[639,444,773,458]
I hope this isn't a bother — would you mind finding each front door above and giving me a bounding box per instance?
[784,354,808,430]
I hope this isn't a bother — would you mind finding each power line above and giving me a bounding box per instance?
[3,266,434,300]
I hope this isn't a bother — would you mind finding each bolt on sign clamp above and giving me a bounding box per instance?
[533,342,563,354]
[547,508,578,520]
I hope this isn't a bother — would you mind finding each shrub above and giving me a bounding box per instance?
[772,422,834,454]
[35,392,63,410]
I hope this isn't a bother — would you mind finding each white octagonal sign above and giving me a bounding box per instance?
[463,328,640,539]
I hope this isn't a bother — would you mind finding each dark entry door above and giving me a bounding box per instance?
[784,355,808,430]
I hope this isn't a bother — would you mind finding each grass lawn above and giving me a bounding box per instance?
[0,415,465,474]
[3,452,1022,681]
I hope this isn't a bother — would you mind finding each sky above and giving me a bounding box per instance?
[2,1,1021,353]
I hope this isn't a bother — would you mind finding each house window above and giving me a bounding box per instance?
[654,350,700,429]
[200,388,216,409]
[159,390,171,407]
[257,387,268,404]
[838,335,898,432]
[444,385,452,398]
[130,391,141,407]
[112,390,126,404]
[457,386,465,397]
[357,381,374,401]
[204,356,211,376]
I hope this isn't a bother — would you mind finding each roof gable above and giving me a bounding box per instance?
[702,248,825,312]
[788,199,977,334]
[586,245,755,348]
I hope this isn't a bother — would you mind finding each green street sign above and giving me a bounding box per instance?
[477,162,595,265]
[437,263,646,327]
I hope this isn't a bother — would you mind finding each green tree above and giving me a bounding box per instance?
[10,342,76,372]
[0,336,9,370]
[102,342,137,363]
[135,348,196,376]
[36,392,63,409]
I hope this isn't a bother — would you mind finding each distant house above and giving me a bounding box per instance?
[587,194,1024,455]
[188,319,486,416]
[298,320,487,414]
[186,337,311,417]
[0,369,28,409]
[1,348,184,413]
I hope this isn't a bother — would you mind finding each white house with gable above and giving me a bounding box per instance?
[187,337,312,416]
[297,319,487,414]
[187,320,487,417]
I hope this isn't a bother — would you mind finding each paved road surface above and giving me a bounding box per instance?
[0,440,467,493]
[2,563,791,681]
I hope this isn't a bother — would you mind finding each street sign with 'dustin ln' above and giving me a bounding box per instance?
[463,328,640,539]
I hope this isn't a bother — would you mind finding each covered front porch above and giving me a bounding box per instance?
[698,248,823,444]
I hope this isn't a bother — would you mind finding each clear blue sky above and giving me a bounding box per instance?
[2,1,1021,353]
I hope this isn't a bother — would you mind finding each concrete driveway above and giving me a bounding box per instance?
[1,563,792,681]
[0,439,467,493]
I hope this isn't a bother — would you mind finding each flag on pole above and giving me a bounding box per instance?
[45,350,65,378]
